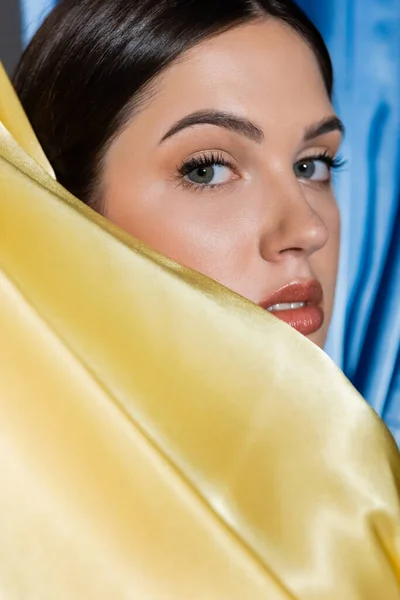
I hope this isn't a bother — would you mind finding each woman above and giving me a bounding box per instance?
[1,1,400,598]
[14,0,344,348]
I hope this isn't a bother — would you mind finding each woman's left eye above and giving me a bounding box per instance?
[293,158,331,182]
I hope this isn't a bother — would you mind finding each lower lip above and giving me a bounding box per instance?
[268,305,324,336]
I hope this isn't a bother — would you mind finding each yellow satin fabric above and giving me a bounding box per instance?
[1,62,400,599]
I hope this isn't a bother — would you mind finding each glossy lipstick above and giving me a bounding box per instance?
[259,280,324,336]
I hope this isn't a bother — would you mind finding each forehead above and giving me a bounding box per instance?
[145,19,332,129]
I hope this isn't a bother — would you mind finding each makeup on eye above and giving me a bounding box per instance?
[174,147,345,191]
[293,151,346,183]
[176,150,239,191]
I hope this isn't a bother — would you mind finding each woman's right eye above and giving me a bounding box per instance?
[178,151,238,190]
[185,164,234,186]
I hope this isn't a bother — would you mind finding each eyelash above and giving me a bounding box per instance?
[176,150,346,191]
[176,151,236,191]
[307,151,346,171]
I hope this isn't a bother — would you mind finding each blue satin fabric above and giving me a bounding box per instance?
[20,0,400,439]
[20,0,56,47]
[298,0,400,441]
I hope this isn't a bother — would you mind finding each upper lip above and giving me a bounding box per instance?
[259,279,323,310]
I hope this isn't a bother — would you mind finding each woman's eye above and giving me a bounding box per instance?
[293,158,330,182]
[185,164,233,186]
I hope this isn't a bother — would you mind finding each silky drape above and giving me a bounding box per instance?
[2,57,400,600]
[297,0,400,440]
[19,0,56,47]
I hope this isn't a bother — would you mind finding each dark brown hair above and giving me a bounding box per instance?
[13,0,333,206]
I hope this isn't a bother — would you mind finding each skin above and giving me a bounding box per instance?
[102,19,342,348]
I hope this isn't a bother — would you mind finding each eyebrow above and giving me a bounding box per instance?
[304,116,345,141]
[160,110,264,144]
[160,110,344,145]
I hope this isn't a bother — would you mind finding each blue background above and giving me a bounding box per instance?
[19,0,400,440]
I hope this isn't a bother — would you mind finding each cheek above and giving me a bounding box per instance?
[325,200,341,279]
[103,174,258,278]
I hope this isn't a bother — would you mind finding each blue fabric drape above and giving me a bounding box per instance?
[20,0,56,47]
[298,0,400,441]
[18,0,400,440]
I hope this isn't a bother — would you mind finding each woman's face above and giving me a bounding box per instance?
[102,19,342,348]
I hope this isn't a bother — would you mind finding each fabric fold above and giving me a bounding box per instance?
[1,62,400,599]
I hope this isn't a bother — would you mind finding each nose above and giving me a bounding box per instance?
[258,177,329,263]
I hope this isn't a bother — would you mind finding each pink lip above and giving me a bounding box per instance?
[259,280,324,336]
